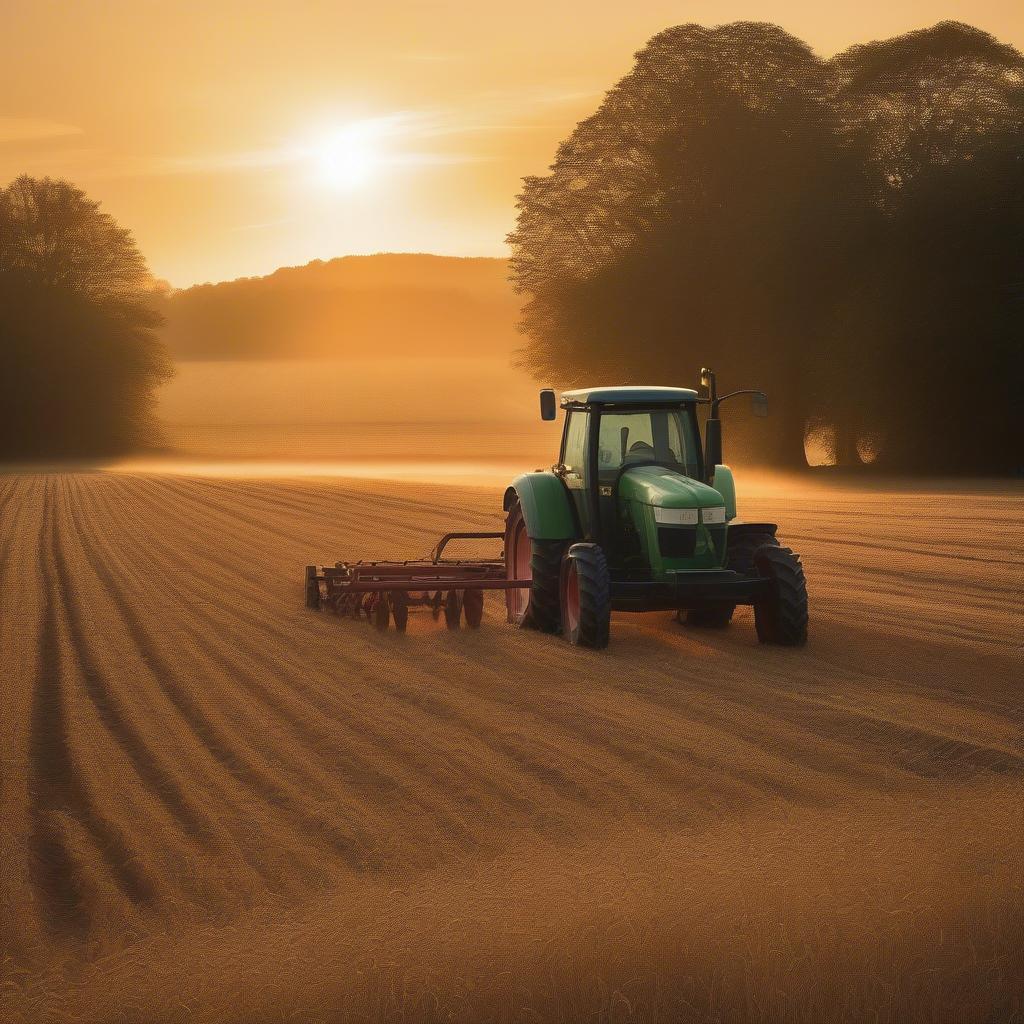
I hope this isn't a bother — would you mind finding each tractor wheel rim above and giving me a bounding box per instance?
[566,562,580,635]
[511,520,531,619]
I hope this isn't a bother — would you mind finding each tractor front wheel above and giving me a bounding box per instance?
[682,530,780,629]
[753,545,808,646]
[728,530,779,575]
[504,496,562,633]
[560,543,611,649]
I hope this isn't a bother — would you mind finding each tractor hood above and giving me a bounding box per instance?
[618,466,724,510]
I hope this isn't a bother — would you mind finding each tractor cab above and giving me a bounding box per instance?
[552,387,715,571]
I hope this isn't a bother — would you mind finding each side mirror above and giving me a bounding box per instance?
[752,392,768,418]
[539,389,557,421]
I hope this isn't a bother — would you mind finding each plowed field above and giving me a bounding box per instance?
[2,469,1022,1023]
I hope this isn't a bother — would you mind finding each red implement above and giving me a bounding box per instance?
[305,532,526,631]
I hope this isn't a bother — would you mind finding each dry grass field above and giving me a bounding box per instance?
[1,461,1022,1023]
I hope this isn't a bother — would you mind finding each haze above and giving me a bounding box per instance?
[3,0,1021,288]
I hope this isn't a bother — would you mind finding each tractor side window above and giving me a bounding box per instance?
[666,415,687,466]
[665,411,700,477]
[562,411,589,476]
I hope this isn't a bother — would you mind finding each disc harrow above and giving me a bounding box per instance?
[305,532,523,632]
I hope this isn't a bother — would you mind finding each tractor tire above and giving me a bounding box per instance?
[680,532,777,628]
[753,545,808,646]
[304,565,320,610]
[391,593,409,633]
[560,543,611,649]
[373,597,390,632]
[728,530,779,575]
[463,588,484,629]
[444,590,462,630]
[504,496,563,633]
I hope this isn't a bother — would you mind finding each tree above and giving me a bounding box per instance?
[826,23,1024,473]
[510,21,1024,474]
[509,23,865,469]
[830,22,1024,196]
[0,176,171,458]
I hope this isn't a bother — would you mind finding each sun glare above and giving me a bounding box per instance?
[310,122,385,190]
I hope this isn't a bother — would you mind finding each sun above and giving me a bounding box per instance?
[310,122,384,191]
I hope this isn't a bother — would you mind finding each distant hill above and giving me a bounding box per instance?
[157,253,522,361]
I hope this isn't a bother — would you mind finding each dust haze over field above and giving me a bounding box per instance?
[148,253,554,479]
[2,446,1022,1022]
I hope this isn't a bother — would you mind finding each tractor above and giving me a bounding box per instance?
[306,368,808,649]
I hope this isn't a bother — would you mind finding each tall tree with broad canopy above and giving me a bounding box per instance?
[0,176,171,457]
[510,21,1024,473]
[825,23,1024,472]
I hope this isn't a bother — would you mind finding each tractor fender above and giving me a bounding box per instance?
[503,472,578,541]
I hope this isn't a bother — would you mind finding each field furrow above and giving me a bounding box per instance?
[2,467,1021,1023]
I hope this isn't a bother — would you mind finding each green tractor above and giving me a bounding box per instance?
[306,368,808,645]
[502,369,808,648]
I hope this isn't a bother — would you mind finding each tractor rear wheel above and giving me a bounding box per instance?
[504,496,563,633]
[753,545,808,646]
[560,543,611,649]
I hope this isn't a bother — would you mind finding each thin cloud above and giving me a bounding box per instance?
[0,117,84,144]
[154,112,490,178]
[159,147,297,175]
[407,90,603,139]
[230,217,295,232]
[396,51,464,63]
[11,97,575,183]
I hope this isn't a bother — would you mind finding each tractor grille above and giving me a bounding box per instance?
[658,526,697,558]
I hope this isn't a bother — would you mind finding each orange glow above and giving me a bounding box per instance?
[1,0,1021,287]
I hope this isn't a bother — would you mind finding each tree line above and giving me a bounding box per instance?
[509,21,1024,472]
[0,176,170,458]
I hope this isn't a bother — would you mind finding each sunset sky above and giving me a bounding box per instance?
[3,0,1021,288]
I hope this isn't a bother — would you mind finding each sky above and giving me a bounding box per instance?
[2,0,1021,288]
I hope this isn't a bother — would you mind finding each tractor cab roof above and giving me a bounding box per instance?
[560,386,700,406]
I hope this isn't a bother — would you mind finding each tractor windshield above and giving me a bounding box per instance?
[597,408,700,479]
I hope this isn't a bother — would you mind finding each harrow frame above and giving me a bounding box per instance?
[305,532,524,632]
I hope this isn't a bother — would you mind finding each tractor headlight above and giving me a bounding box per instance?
[653,507,699,525]
[701,506,726,525]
